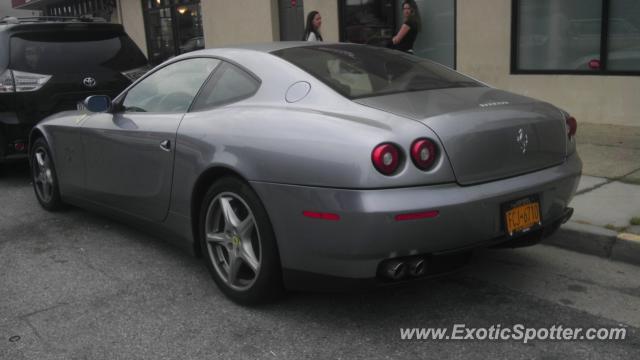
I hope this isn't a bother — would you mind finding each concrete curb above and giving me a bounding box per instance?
[543,221,640,266]
[611,233,640,265]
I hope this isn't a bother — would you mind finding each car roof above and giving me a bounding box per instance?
[203,41,350,54]
[172,42,366,63]
[226,41,325,53]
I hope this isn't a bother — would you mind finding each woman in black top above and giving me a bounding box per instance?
[392,0,419,53]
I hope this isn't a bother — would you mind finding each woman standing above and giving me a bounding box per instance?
[303,11,323,41]
[392,0,420,53]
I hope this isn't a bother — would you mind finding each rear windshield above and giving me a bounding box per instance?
[273,44,482,99]
[10,31,147,73]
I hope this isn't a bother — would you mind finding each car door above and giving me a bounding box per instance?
[80,57,220,222]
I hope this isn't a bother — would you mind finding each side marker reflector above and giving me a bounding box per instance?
[395,210,439,221]
[303,211,340,221]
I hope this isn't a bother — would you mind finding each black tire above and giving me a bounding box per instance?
[30,137,64,211]
[199,177,283,305]
[0,130,5,176]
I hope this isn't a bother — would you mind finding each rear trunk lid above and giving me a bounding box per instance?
[355,87,567,185]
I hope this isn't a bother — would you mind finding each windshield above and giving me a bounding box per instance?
[9,31,147,74]
[273,44,482,99]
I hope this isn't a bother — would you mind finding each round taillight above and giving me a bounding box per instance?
[372,143,400,175]
[410,138,437,170]
[566,116,577,138]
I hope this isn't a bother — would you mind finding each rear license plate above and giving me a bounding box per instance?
[502,196,542,236]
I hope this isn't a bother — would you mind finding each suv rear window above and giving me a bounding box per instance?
[273,44,482,99]
[10,31,147,74]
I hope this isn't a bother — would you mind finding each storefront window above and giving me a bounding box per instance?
[339,0,456,68]
[607,0,640,71]
[512,0,640,74]
[340,0,396,47]
[395,0,456,68]
[142,0,204,65]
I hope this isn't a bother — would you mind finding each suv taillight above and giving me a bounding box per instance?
[0,69,14,92]
[121,66,150,82]
[0,69,51,93]
[566,115,577,138]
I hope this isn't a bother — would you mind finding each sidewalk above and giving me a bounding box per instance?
[543,122,640,265]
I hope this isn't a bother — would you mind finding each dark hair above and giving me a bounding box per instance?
[401,0,421,32]
[303,10,323,41]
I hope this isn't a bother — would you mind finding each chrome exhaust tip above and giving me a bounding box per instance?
[561,207,574,224]
[407,258,427,277]
[381,259,407,280]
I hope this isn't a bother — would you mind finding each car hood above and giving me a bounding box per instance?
[355,87,568,185]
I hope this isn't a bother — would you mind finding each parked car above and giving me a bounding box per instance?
[29,43,582,304]
[0,16,148,166]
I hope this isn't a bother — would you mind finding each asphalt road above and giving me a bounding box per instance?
[1,162,639,359]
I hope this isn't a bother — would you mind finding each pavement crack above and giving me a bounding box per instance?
[22,314,65,354]
[576,166,640,195]
[462,274,640,330]
[19,302,69,319]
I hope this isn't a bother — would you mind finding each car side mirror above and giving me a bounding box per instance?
[83,95,112,113]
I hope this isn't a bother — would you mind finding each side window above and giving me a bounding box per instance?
[191,62,260,111]
[122,58,220,113]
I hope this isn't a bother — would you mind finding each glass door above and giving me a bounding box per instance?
[396,0,456,68]
[176,4,204,55]
[142,0,204,65]
[340,0,397,47]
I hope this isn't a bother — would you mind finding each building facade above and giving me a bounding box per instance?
[12,0,640,126]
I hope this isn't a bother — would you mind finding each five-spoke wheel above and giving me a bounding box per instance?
[205,192,262,291]
[31,138,63,211]
[200,177,282,304]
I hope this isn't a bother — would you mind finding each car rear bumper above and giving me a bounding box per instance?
[0,112,30,162]
[250,153,582,286]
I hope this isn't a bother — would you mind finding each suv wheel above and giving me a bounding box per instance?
[31,138,64,211]
[0,130,5,175]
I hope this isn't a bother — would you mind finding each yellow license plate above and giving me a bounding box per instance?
[505,202,541,235]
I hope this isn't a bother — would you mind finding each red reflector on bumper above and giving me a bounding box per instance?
[395,210,439,221]
[302,211,340,221]
[14,142,26,152]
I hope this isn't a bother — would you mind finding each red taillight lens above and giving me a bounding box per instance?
[410,138,437,170]
[566,116,577,138]
[371,143,400,175]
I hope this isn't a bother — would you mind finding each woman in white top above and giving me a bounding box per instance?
[303,11,323,41]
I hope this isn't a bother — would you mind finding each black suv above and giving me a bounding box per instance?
[0,17,148,164]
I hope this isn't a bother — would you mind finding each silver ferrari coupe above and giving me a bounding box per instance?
[29,43,581,304]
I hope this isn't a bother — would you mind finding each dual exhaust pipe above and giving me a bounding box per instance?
[380,257,427,281]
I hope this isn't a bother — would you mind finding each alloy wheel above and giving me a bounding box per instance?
[32,147,55,204]
[204,192,262,291]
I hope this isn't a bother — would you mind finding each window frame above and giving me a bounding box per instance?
[511,0,640,76]
[272,44,481,100]
[115,56,221,114]
[140,0,205,65]
[337,0,458,69]
[189,61,262,112]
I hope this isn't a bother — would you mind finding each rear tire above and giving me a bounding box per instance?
[30,138,64,211]
[199,177,283,305]
[0,130,5,176]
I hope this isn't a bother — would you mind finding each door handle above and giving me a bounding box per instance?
[160,140,171,152]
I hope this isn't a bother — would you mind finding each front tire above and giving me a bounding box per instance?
[31,138,64,211]
[199,177,283,305]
